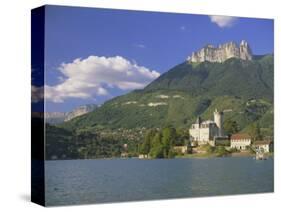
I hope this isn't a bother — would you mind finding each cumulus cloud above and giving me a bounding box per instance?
[45,55,160,103]
[209,15,238,28]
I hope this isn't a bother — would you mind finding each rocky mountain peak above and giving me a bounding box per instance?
[187,40,253,63]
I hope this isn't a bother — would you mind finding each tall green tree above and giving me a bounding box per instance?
[224,119,239,136]
[162,127,176,157]
[149,132,164,158]
[139,129,155,154]
[175,128,189,146]
[249,122,262,141]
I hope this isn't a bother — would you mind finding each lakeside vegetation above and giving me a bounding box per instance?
[139,127,189,159]
[46,120,268,160]
[46,125,189,160]
[46,124,125,160]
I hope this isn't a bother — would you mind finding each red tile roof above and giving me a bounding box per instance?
[254,140,272,145]
[231,133,251,140]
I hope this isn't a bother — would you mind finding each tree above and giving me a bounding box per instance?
[168,148,176,158]
[162,127,177,158]
[162,127,176,157]
[185,140,192,154]
[249,123,262,141]
[224,119,239,136]
[175,128,189,146]
[139,129,156,154]
[149,132,164,158]
[162,127,176,145]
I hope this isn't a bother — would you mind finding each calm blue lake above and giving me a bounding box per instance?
[45,157,273,206]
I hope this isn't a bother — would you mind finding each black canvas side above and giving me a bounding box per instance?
[31,6,45,207]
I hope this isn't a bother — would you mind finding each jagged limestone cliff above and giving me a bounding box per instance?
[187,40,252,63]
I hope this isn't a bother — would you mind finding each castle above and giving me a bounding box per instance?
[187,40,252,63]
[189,109,226,145]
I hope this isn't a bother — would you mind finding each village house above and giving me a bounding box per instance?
[230,133,252,150]
[253,140,273,153]
[138,154,149,159]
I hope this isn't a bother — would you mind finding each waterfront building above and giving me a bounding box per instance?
[253,140,273,153]
[230,133,252,150]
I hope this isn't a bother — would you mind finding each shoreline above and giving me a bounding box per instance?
[176,152,274,159]
[45,153,273,161]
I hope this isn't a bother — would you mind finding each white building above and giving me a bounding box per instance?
[230,133,251,150]
[253,140,273,153]
[138,154,149,159]
[189,109,224,145]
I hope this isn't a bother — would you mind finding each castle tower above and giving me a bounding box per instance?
[214,109,224,136]
[196,116,202,125]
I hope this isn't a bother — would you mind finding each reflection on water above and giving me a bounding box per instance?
[45,157,273,206]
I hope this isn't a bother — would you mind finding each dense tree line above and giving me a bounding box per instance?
[139,127,189,159]
[45,124,229,160]
[46,124,190,160]
[46,124,125,160]
[248,122,263,141]
[223,119,239,136]
[46,119,266,160]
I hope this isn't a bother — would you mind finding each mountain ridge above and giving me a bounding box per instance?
[145,55,273,100]
[61,54,273,137]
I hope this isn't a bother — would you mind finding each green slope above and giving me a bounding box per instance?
[145,55,273,100]
[61,55,273,136]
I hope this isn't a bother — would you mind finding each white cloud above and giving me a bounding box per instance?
[209,15,238,28]
[134,44,146,49]
[180,26,186,31]
[45,55,160,103]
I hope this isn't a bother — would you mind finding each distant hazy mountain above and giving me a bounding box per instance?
[46,104,98,124]
[64,104,98,122]
[45,112,68,125]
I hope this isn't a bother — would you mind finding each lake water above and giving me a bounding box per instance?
[45,157,273,206]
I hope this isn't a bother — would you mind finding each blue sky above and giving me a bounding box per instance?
[42,5,273,112]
